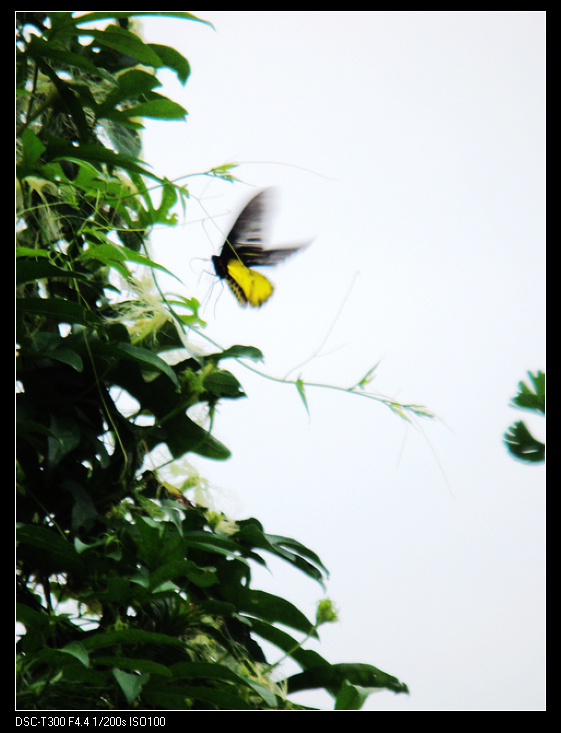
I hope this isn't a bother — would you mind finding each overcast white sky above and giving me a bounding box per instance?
[138,11,545,711]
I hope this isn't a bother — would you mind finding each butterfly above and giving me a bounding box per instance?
[212,188,309,307]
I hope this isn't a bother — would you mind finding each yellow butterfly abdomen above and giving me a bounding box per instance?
[226,260,274,307]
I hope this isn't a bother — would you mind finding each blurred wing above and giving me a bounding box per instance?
[222,188,274,265]
[226,260,275,307]
[247,242,311,266]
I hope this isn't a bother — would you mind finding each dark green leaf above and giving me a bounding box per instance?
[170,661,276,706]
[511,370,545,413]
[234,590,316,636]
[106,98,187,122]
[16,259,90,286]
[46,140,161,182]
[504,420,545,463]
[148,44,191,84]
[17,298,101,326]
[102,121,142,157]
[113,668,149,705]
[17,525,85,575]
[94,657,172,677]
[33,59,91,142]
[110,343,180,389]
[81,628,186,652]
[24,35,101,76]
[61,641,90,667]
[248,618,329,670]
[84,27,165,68]
[153,179,179,224]
[505,371,545,463]
[97,69,161,111]
[287,662,409,696]
[144,683,253,710]
[335,680,373,710]
[203,369,244,398]
[182,531,242,557]
[205,345,264,362]
[47,417,81,467]
[80,242,178,279]
[19,128,46,173]
[235,520,327,584]
[160,414,232,461]
[19,331,84,371]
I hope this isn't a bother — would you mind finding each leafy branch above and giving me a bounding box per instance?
[504,371,545,464]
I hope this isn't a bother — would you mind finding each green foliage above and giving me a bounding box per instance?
[16,12,409,710]
[504,371,545,463]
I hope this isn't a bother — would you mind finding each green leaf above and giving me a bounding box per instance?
[80,242,178,280]
[110,343,180,389]
[47,345,84,371]
[16,604,51,635]
[170,661,276,707]
[504,420,545,463]
[161,414,232,461]
[16,298,101,326]
[24,35,101,77]
[296,377,309,415]
[32,59,91,143]
[19,331,84,371]
[83,27,166,68]
[46,140,161,182]
[235,520,328,584]
[102,121,142,157]
[206,345,264,362]
[334,680,374,710]
[100,69,161,107]
[505,371,545,463]
[107,98,187,122]
[61,641,90,668]
[95,657,172,677]
[287,662,409,697]
[203,369,245,398]
[148,44,191,84]
[182,531,242,558]
[18,128,46,173]
[248,618,329,670]
[145,683,254,710]
[80,628,186,652]
[153,179,179,225]
[511,370,545,413]
[15,247,52,259]
[47,417,81,467]
[113,668,149,705]
[17,524,84,575]
[234,590,316,636]
[16,259,90,286]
